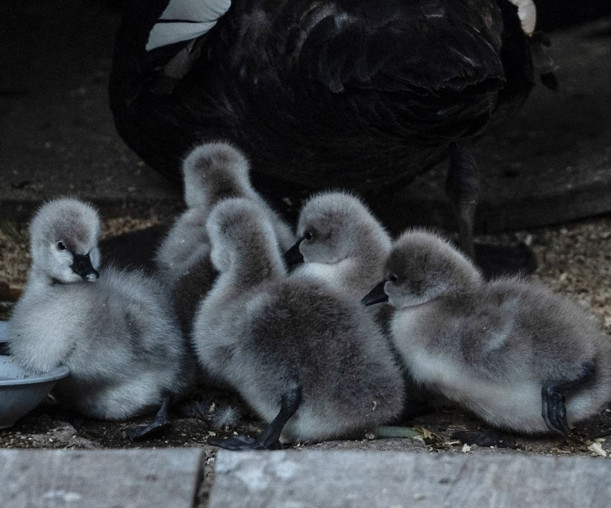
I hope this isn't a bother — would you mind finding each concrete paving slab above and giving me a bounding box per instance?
[0,448,202,508]
[1,1,610,232]
[210,449,611,508]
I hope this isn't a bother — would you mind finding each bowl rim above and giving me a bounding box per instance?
[0,356,69,386]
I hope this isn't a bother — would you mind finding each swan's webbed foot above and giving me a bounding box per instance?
[541,362,595,438]
[208,386,302,451]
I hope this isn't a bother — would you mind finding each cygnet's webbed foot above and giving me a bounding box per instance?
[474,241,538,279]
[541,385,570,438]
[125,417,171,441]
[208,386,302,451]
[125,393,173,441]
[452,429,517,449]
[541,362,595,438]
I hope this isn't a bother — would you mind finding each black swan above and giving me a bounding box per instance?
[109,0,552,259]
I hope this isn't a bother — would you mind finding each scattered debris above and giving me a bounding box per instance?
[376,426,423,440]
[587,439,608,457]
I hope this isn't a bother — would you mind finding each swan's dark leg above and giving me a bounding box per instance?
[125,393,173,441]
[446,143,479,260]
[209,387,302,451]
[541,361,595,438]
[446,143,538,278]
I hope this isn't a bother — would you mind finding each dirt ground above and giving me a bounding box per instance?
[1,212,611,505]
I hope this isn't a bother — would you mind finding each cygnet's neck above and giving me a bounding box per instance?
[302,229,390,297]
[206,183,255,210]
[225,237,286,293]
[26,265,79,295]
[345,232,391,294]
[437,268,484,302]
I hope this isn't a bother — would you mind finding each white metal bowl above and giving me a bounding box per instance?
[0,321,69,429]
[0,320,9,355]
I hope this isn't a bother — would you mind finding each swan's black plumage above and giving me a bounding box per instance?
[110,0,533,195]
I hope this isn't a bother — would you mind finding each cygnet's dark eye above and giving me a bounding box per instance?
[304,230,314,241]
[388,274,399,282]
[57,241,66,251]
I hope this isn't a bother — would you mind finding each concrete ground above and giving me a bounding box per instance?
[2,448,610,507]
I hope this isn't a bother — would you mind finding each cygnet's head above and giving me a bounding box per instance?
[206,198,283,274]
[182,141,253,210]
[365,230,483,309]
[29,198,101,283]
[287,191,390,266]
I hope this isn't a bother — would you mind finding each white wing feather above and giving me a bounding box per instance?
[146,0,232,51]
[507,0,537,36]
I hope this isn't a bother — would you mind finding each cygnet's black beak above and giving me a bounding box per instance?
[284,238,304,269]
[361,280,389,306]
[71,253,99,282]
